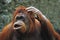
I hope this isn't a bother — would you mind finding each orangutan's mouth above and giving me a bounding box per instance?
[13,23,22,30]
[13,27,22,30]
[13,20,26,30]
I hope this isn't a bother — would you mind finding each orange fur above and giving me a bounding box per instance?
[35,11,60,40]
[0,6,60,40]
[0,6,41,40]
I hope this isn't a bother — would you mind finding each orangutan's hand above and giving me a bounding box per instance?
[26,6,42,14]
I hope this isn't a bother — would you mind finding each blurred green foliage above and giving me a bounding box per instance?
[0,0,60,31]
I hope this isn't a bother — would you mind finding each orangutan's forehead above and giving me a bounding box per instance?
[19,10,25,13]
[16,9,27,14]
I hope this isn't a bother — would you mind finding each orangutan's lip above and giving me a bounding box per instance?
[13,27,22,30]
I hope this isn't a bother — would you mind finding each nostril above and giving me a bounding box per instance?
[14,24,21,28]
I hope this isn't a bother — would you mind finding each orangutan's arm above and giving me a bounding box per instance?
[26,6,60,40]
[37,11,60,39]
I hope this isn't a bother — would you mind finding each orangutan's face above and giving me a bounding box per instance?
[13,10,31,33]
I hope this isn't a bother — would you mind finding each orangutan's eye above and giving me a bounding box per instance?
[16,16,20,20]
[16,16,25,21]
[18,10,21,13]
[18,10,24,13]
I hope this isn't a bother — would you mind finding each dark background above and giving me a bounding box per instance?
[0,0,60,31]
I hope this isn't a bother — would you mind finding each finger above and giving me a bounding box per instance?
[26,6,35,10]
[26,8,33,11]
